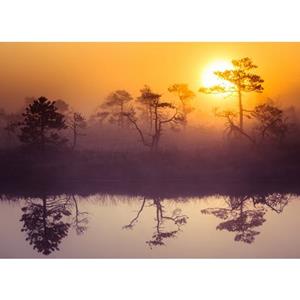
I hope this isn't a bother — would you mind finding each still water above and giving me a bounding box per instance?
[1,193,299,258]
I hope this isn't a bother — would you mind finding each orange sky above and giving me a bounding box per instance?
[0,42,300,116]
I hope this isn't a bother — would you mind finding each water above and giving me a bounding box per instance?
[1,193,299,258]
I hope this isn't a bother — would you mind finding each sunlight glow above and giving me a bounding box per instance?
[201,60,234,88]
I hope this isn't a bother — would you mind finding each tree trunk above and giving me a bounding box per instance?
[182,100,187,130]
[41,122,45,154]
[238,89,243,130]
[120,101,124,128]
[72,124,77,151]
[152,103,160,152]
[149,105,153,132]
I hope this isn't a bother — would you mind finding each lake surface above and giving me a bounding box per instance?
[1,193,299,258]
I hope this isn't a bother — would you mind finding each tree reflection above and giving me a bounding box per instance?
[123,197,147,230]
[69,195,89,235]
[123,197,188,248]
[20,195,71,255]
[201,193,289,244]
[252,193,289,214]
[20,194,90,255]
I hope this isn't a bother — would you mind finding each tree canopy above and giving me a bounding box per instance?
[19,96,67,152]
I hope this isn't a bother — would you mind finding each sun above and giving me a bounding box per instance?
[201,60,234,88]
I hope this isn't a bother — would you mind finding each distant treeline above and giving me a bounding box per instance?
[0,57,300,188]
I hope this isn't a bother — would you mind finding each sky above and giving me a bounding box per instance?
[0,42,300,116]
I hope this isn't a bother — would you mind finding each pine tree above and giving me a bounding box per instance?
[19,96,67,152]
[199,57,264,130]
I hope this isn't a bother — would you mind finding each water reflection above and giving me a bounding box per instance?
[201,193,289,244]
[70,195,89,235]
[123,197,188,248]
[0,191,296,257]
[20,195,71,255]
[20,194,88,255]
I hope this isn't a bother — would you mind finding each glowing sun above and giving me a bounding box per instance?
[201,60,233,88]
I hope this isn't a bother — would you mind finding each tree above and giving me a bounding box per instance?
[209,107,250,144]
[124,86,184,152]
[168,83,195,128]
[67,112,87,150]
[98,90,133,128]
[199,57,264,131]
[136,85,158,131]
[251,103,289,145]
[20,195,71,255]
[213,108,256,145]
[18,96,67,152]
[24,97,69,114]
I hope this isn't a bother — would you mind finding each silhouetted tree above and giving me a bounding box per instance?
[213,108,256,145]
[24,97,70,114]
[136,85,158,131]
[168,83,195,128]
[124,86,184,151]
[251,103,289,145]
[18,96,67,152]
[199,57,264,131]
[20,196,71,255]
[98,90,133,128]
[67,112,87,150]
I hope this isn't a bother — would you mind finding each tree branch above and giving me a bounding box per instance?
[160,108,178,124]
[123,113,151,147]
